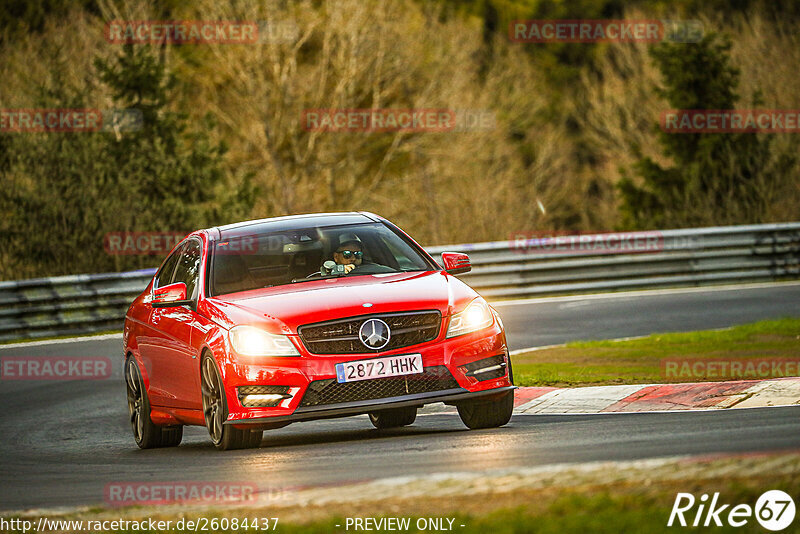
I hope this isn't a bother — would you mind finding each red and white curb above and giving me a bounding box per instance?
[512,377,800,414]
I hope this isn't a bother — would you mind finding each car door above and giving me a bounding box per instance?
[137,246,181,406]
[145,239,204,409]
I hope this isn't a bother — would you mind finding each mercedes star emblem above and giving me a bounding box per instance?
[358,318,391,350]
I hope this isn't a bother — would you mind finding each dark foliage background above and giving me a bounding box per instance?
[1,0,797,279]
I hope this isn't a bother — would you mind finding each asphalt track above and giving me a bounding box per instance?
[495,282,800,349]
[1,283,799,511]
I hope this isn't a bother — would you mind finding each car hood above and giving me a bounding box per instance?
[202,271,478,334]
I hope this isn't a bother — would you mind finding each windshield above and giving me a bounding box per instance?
[208,222,435,296]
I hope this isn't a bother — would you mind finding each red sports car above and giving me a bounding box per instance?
[123,212,514,450]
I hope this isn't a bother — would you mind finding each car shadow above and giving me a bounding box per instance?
[172,416,470,453]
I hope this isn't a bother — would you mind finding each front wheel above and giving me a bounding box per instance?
[125,357,183,449]
[368,406,417,429]
[201,354,262,451]
[457,390,514,430]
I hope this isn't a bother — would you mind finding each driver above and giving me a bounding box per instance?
[332,233,363,274]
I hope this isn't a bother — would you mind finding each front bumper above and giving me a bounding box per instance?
[225,385,515,427]
[219,319,512,427]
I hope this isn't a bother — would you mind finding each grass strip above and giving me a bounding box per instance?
[512,317,800,387]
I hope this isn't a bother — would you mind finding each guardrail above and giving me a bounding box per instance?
[1,223,798,342]
[0,269,157,342]
[428,222,800,299]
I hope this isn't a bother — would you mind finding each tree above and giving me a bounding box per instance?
[618,33,795,229]
[0,45,255,278]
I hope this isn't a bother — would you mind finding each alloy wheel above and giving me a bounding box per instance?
[125,359,144,443]
[201,357,225,444]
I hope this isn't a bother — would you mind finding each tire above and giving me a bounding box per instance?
[201,354,263,451]
[246,428,263,448]
[457,390,514,430]
[125,357,183,449]
[368,406,417,429]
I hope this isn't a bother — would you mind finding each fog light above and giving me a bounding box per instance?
[243,394,285,403]
[461,354,508,382]
[237,386,293,407]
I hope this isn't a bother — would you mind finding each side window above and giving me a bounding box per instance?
[172,240,203,300]
[154,248,181,289]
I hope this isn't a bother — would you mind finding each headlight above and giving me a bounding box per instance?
[229,326,300,357]
[446,298,494,338]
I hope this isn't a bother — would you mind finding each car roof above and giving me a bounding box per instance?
[208,212,382,239]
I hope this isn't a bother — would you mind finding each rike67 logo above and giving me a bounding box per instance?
[668,490,796,531]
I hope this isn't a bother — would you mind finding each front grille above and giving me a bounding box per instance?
[298,311,441,354]
[237,385,292,407]
[299,366,459,407]
[463,354,507,382]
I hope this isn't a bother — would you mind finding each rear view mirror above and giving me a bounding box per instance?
[151,282,191,307]
[440,252,471,275]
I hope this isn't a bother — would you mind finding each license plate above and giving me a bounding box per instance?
[335,354,423,383]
